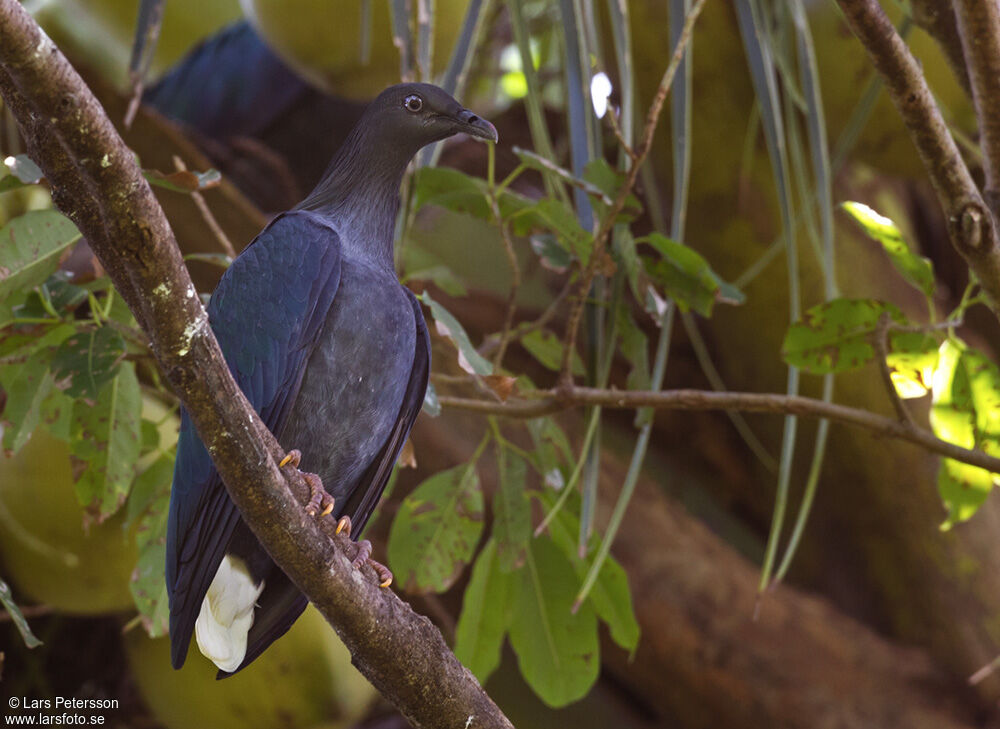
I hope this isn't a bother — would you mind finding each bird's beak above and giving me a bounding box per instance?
[456,108,499,143]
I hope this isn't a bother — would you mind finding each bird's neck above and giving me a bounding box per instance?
[297,122,414,268]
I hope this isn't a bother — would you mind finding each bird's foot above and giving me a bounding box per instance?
[347,539,394,588]
[279,449,334,517]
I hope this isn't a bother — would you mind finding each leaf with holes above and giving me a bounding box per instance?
[0,349,56,454]
[421,291,492,375]
[387,462,485,593]
[70,362,142,521]
[930,340,1000,527]
[494,447,530,571]
[51,326,126,399]
[127,454,173,636]
[509,536,599,707]
[782,298,905,374]
[454,539,515,682]
[842,202,935,298]
[0,210,81,304]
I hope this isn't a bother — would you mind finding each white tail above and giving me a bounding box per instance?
[195,554,265,672]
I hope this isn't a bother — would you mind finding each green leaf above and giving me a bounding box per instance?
[143,167,221,193]
[521,329,585,376]
[930,340,1000,527]
[842,202,935,298]
[641,233,722,317]
[508,537,600,707]
[523,199,593,262]
[617,306,650,391]
[0,210,81,304]
[127,454,173,637]
[0,577,42,648]
[530,234,572,273]
[387,462,485,593]
[782,298,904,374]
[454,539,514,682]
[130,541,169,637]
[886,331,939,399]
[494,447,530,571]
[412,166,491,220]
[421,291,493,376]
[422,381,441,417]
[0,349,56,454]
[526,418,572,490]
[402,246,467,297]
[70,362,142,520]
[51,325,126,399]
[537,491,640,653]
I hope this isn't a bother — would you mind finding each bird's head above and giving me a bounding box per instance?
[364,83,498,149]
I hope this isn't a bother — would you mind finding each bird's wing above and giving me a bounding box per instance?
[339,287,431,537]
[167,210,342,669]
[145,21,307,139]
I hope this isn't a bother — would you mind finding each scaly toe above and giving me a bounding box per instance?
[279,449,302,469]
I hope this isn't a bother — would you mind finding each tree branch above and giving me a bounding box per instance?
[953,0,1000,215]
[0,4,511,727]
[437,386,1000,474]
[910,0,971,97]
[835,0,1000,311]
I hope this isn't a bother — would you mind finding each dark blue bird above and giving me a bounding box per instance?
[166,83,497,676]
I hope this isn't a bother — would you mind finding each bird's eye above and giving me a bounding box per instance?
[404,95,423,113]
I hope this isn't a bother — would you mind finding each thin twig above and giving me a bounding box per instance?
[437,386,1000,474]
[873,312,914,426]
[172,155,237,259]
[835,0,1000,311]
[558,0,708,384]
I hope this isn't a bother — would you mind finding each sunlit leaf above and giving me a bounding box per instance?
[886,331,939,399]
[0,210,81,304]
[508,537,599,707]
[494,447,530,571]
[387,462,485,593]
[70,362,142,521]
[782,298,904,374]
[421,290,492,375]
[930,339,1000,527]
[842,202,935,298]
[454,539,514,682]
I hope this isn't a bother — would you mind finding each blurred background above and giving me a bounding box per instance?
[2,0,1000,727]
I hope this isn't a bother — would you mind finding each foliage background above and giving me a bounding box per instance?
[1,0,1000,727]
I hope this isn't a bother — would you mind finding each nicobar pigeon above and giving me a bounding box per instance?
[166,83,497,677]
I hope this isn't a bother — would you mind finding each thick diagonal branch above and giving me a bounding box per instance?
[0,3,510,727]
[835,0,1000,312]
